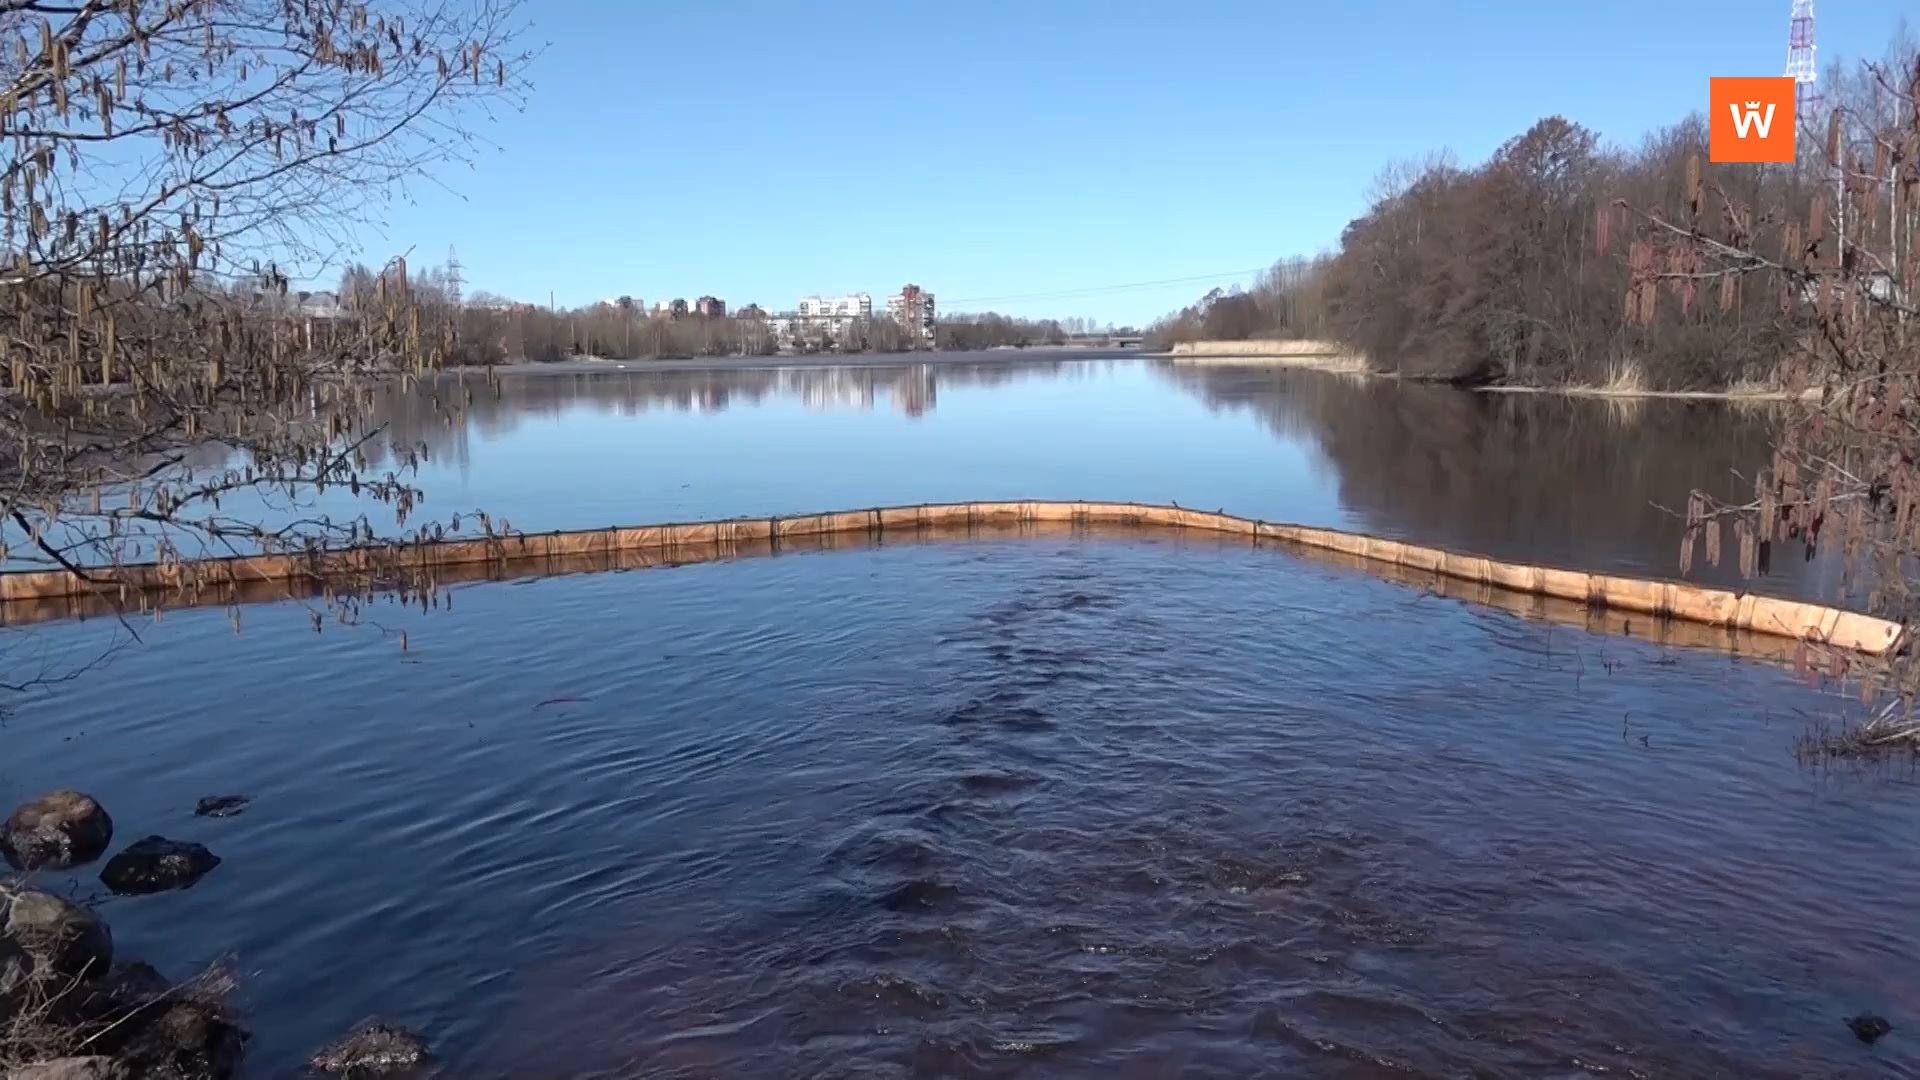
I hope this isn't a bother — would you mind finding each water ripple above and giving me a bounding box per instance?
[2,537,1914,1079]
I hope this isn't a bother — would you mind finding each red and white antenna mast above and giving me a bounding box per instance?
[1786,0,1820,127]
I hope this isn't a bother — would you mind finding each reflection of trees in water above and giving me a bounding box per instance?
[1164,366,1836,596]
[364,361,1075,469]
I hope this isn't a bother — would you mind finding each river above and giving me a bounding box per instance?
[2,353,1912,1079]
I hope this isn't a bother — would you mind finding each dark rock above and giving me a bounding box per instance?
[72,961,173,1030]
[310,1021,431,1075]
[98,837,220,895]
[5,1057,131,1080]
[1,791,113,871]
[115,999,247,1080]
[100,961,170,1002]
[0,885,113,984]
[191,796,250,819]
[0,933,28,1005]
[1848,1013,1892,1044]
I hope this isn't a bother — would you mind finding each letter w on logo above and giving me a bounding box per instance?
[1729,101,1776,140]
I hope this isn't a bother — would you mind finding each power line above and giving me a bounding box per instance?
[942,267,1272,306]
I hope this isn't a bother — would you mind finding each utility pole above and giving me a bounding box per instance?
[1785,0,1818,129]
[445,245,464,307]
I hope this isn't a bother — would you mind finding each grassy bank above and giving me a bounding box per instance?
[1164,340,1371,375]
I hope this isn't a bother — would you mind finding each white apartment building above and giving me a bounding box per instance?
[797,292,873,319]
[761,287,938,351]
[766,292,873,349]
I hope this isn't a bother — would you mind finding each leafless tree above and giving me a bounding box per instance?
[1620,50,1920,692]
[0,0,530,633]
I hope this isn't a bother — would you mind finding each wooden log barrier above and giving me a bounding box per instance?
[0,500,1903,656]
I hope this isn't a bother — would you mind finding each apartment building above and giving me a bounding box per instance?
[887,284,937,345]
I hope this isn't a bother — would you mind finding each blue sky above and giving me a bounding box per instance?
[346,0,1913,326]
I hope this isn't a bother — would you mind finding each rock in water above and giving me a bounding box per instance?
[100,961,170,1002]
[310,1022,431,1074]
[98,837,220,895]
[1,791,113,870]
[0,885,113,986]
[115,999,247,1080]
[73,960,173,1029]
[5,1057,131,1080]
[1848,1013,1893,1044]
[192,796,251,819]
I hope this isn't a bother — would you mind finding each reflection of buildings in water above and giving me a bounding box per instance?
[892,364,936,418]
[358,379,481,477]
[364,359,1086,465]
[780,367,876,412]
[775,365,941,417]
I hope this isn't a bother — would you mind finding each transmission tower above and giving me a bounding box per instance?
[445,244,465,307]
[1785,0,1820,128]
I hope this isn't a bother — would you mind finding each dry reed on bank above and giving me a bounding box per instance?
[0,936,240,1075]
[1795,700,1920,760]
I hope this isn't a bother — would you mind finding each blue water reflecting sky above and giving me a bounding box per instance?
[5,355,1841,600]
[396,360,1342,531]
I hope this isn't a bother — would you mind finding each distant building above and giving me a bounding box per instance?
[887,285,936,346]
[652,298,689,318]
[736,303,768,320]
[1796,270,1906,307]
[241,290,349,349]
[694,295,727,318]
[765,292,872,350]
[798,293,872,320]
[290,290,346,321]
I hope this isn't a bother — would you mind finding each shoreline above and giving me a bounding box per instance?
[1163,340,1814,403]
[1165,339,1371,376]
[452,347,1140,378]
[1477,383,1816,403]
[444,344,1812,404]
[1165,353,1373,375]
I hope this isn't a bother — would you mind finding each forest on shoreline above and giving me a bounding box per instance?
[314,262,1081,362]
[1148,28,1916,393]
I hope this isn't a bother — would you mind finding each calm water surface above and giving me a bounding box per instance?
[3,355,1912,1078]
[359,356,1839,596]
